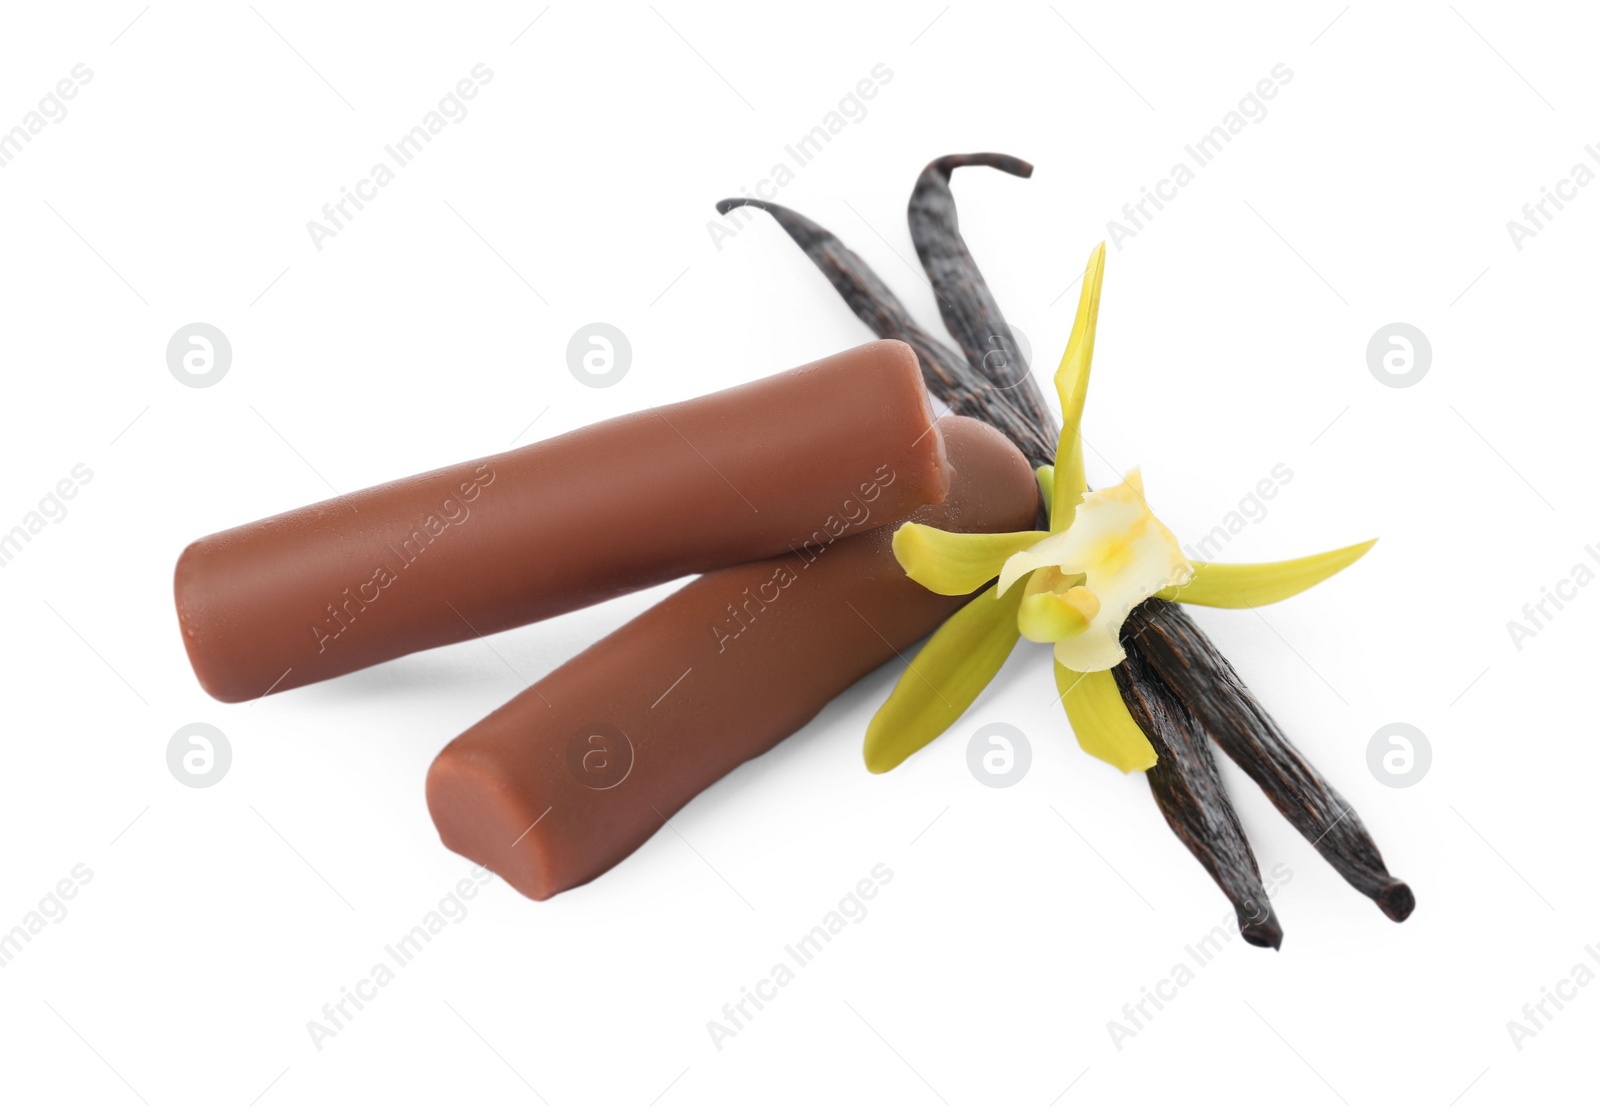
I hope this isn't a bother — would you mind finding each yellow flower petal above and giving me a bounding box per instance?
[1051,242,1106,531]
[1035,464,1055,510]
[1017,568,1097,643]
[1155,539,1376,608]
[864,584,1025,773]
[1054,661,1157,773]
[892,523,1047,597]
[997,542,1062,598]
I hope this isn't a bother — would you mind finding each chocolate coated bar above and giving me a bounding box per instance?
[175,341,948,701]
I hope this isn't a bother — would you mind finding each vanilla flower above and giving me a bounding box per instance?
[867,243,1374,775]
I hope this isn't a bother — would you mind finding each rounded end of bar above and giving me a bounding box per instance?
[174,538,252,704]
[918,416,1040,536]
[426,744,557,902]
[1378,879,1416,922]
[1241,908,1284,951]
[868,339,951,506]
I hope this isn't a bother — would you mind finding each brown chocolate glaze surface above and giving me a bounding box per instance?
[427,416,1038,901]
[175,341,948,702]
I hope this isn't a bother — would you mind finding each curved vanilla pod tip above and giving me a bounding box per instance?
[1114,640,1283,949]
[1127,601,1415,922]
[906,152,1055,438]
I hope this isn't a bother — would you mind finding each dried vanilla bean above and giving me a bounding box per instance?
[1114,630,1283,947]
[907,153,1055,438]
[1125,601,1415,921]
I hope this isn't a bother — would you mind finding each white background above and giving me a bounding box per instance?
[1,2,1595,1109]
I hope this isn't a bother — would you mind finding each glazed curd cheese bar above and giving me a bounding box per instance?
[174,340,949,702]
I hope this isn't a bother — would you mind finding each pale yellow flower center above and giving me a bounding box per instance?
[999,468,1191,671]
